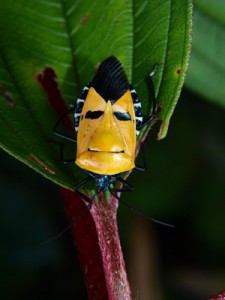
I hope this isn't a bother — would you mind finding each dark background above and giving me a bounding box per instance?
[0,87,225,300]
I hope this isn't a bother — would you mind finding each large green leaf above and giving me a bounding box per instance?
[0,0,192,189]
[185,0,225,108]
[133,0,192,138]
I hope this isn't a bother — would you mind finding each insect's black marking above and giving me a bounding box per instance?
[130,86,143,135]
[134,103,142,117]
[85,110,104,119]
[90,56,130,104]
[74,59,143,135]
[76,100,84,114]
[114,111,131,121]
[135,118,142,133]
[130,88,139,103]
[80,85,90,98]
[74,117,79,130]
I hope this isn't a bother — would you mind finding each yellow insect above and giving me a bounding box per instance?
[54,56,159,213]
[75,57,142,178]
[52,57,174,228]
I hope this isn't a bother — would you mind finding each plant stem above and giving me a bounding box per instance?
[209,291,225,300]
[62,188,132,300]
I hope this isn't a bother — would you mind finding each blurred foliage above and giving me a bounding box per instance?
[0,151,86,299]
[1,88,225,300]
[185,0,225,108]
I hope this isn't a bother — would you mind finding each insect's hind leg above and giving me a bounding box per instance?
[141,64,161,129]
[109,186,150,221]
[135,139,148,172]
[115,176,134,193]
[110,182,175,228]
[148,64,158,115]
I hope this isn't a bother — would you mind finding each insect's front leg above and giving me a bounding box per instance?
[52,106,77,142]
[73,176,94,210]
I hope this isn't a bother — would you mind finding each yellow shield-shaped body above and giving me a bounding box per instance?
[75,57,142,175]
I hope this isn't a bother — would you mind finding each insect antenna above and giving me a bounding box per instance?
[109,190,175,228]
[40,201,93,246]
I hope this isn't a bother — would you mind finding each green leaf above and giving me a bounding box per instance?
[0,0,192,189]
[133,0,192,139]
[0,0,132,189]
[185,0,225,109]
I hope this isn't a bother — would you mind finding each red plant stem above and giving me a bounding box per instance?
[209,291,225,300]
[62,188,132,300]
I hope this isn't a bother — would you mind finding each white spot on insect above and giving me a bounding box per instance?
[130,89,136,93]
[77,98,84,103]
[135,116,142,121]
[134,103,141,107]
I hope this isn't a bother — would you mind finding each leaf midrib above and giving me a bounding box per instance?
[59,0,81,93]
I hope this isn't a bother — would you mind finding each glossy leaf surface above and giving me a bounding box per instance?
[0,0,192,188]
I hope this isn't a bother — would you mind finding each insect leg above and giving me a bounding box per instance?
[67,176,95,223]
[135,140,147,172]
[40,176,93,245]
[148,64,158,114]
[110,189,175,228]
[58,143,75,164]
[48,139,75,164]
[115,176,134,192]
[141,64,160,128]
[73,176,94,209]
[74,175,92,190]
[52,107,76,162]
[53,106,76,142]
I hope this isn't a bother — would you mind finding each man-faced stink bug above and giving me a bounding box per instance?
[53,56,168,224]
[75,57,142,183]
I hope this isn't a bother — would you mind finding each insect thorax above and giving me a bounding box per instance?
[95,175,113,191]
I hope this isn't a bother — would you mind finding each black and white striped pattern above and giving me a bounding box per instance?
[74,83,143,135]
[130,86,143,136]
[74,85,90,131]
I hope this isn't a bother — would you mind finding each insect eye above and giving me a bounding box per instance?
[114,112,131,121]
[85,110,104,119]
